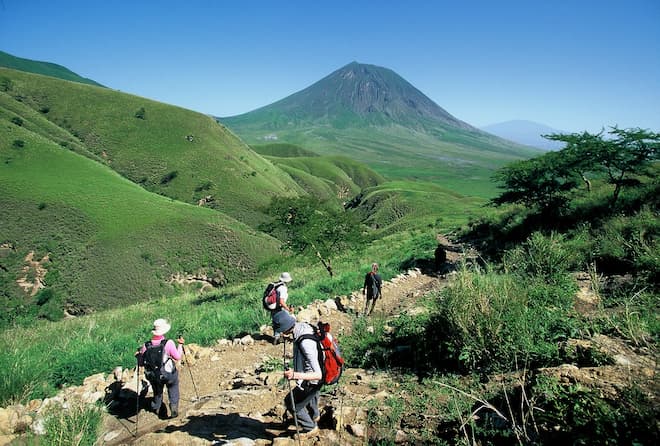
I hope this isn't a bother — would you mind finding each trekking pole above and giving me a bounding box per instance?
[178,334,200,400]
[283,337,301,446]
[135,354,140,437]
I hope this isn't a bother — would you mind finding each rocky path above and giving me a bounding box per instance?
[98,266,450,446]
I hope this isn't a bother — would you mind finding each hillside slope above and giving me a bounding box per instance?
[0,67,306,226]
[0,50,104,87]
[0,99,282,318]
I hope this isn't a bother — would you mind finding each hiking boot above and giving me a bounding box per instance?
[170,404,179,419]
[295,426,320,440]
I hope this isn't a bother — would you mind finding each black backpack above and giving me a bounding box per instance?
[143,340,170,383]
[262,281,283,311]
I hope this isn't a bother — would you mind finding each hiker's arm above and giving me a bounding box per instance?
[284,339,322,381]
[285,369,322,381]
[135,344,146,365]
[165,339,183,361]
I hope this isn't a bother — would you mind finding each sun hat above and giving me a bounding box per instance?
[152,318,171,336]
[273,311,296,335]
[279,272,292,283]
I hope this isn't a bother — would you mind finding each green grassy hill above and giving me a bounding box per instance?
[266,153,385,200]
[0,67,306,226]
[0,50,104,87]
[220,62,541,198]
[0,106,281,323]
[352,180,486,234]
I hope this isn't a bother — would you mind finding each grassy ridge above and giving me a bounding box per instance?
[0,50,104,87]
[0,114,281,317]
[223,122,538,199]
[268,154,385,200]
[0,67,306,226]
[355,180,486,233]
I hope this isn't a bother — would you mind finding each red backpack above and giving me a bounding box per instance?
[296,322,345,385]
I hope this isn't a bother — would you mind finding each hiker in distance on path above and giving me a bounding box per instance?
[270,272,295,345]
[275,311,322,438]
[362,262,382,316]
[136,318,185,419]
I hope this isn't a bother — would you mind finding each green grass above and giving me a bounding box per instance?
[0,224,461,406]
[0,50,104,87]
[221,117,540,199]
[0,112,281,320]
[268,154,385,200]
[0,67,306,226]
[355,180,486,234]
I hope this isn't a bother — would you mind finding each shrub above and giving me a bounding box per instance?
[12,139,25,149]
[38,401,103,446]
[503,232,577,284]
[134,107,146,119]
[160,170,178,185]
[435,263,579,373]
[10,116,23,126]
[0,76,12,92]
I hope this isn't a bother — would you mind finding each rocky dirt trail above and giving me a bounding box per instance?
[97,265,448,446]
[2,235,653,445]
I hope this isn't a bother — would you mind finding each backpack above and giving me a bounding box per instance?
[142,340,171,383]
[296,322,345,386]
[262,281,283,311]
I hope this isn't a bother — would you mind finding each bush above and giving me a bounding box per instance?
[503,232,578,284]
[10,116,23,126]
[38,401,103,446]
[435,263,579,373]
[134,107,146,119]
[160,170,178,185]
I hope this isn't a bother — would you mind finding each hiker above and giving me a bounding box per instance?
[270,272,294,345]
[362,262,382,316]
[276,311,322,438]
[434,244,447,272]
[136,318,185,419]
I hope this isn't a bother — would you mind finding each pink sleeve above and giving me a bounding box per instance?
[165,339,182,360]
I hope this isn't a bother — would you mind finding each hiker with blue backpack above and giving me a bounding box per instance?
[274,311,322,439]
[136,318,185,419]
[263,272,295,345]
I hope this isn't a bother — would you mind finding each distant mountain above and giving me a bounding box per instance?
[220,62,540,196]
[480,120,566,151]
[0,50,105,87]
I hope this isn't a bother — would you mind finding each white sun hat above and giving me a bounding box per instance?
[151,318,171,336]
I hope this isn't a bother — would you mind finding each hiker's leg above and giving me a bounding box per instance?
[165,372,180,415]
[308,391,319,421]
[150,379,164,412]
[284,384,318,431]
[366,297,375,315]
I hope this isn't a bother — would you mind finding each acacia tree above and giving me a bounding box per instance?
[491,150,579,210]
[493,127,659,209]
[262,196,365,277]
[545,127,659,206]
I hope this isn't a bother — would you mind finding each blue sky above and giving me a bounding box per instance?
[1,0,659,133]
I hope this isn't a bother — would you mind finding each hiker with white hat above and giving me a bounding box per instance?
[268,272,295,345]
[136,318,185,419]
